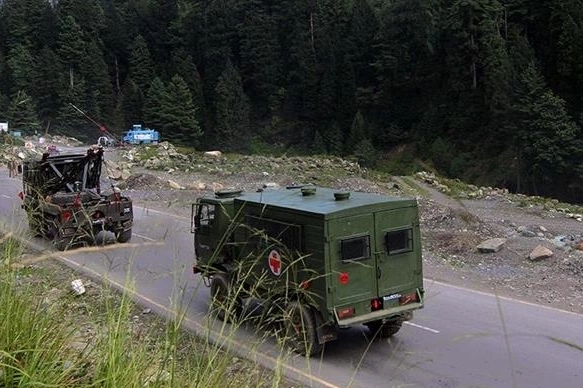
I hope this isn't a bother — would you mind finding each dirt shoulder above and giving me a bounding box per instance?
[415,179,583,314]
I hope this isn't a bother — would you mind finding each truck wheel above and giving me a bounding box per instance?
[283,301,321,356]
[210,273,238,322]
[54,235,73,251]
[27,215,42,237]
[366,318,404,339]
[116,229,132,243]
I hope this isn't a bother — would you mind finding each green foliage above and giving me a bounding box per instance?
[161,75,201,147]
[143,77,166,130]
[346,111,367,155]
[0,0,582,201]
[312,130,327,155]
[213,59,250,152]
[430,137,454,174]
[56,15,85,85]
[353,138,378,168]
[8,90,40,135]
[128,35,155,97]
[6,44,34,95]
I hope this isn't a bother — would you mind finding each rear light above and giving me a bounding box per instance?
[18,191,24,200]
[371,298,382,311]
[336,307,355,319]
[399,292,418,305]
[61,210,72,222]
[300,280,310,290]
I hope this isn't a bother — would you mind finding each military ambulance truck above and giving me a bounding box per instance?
[191,185,424,355]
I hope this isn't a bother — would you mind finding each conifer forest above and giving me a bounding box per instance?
[1,0,582,202]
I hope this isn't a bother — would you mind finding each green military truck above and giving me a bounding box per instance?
[19,145,133,251]
[191,185,424,355]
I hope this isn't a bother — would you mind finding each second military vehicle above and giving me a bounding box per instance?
[19,145,133,250]
[191,185,424,356]
[122,124,160,145]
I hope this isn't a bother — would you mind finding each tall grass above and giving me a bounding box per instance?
[0,230,296,388]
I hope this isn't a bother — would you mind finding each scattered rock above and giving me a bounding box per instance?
[477,238,507,253]
[528,245,554,261]
[167,179,184,190]
[204,150,222,157]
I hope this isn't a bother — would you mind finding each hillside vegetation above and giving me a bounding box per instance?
[1,0,582,201]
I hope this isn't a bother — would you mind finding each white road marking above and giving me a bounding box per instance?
[425,279,583,317]
[404,321,440,334]
[1,194,10,199]
[132,232,156,241]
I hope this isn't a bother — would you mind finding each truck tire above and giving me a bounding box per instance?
[54,235,73,251]
[366,318,404,339]
[27,214,42,237]
[210,273,238,322]
[283,301,321,356]
[116,229,132,243]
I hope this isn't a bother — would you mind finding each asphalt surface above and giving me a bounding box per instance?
[1,168,582,388]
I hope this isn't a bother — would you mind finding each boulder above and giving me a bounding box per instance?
[528,245,553,261]
[204,150,222,157]
[167,179,184,190]
[477,238,507,253]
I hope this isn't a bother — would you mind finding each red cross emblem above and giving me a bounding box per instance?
[268,250,282,276]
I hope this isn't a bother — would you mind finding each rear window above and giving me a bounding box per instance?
[341,236,370,262]
[385,228,413,255]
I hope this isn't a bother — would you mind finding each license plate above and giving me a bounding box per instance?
[383,293,401,302]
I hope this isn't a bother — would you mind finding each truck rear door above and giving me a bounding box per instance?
[374,206,420,297]
[329,213,378,304]
[329,206,420,305]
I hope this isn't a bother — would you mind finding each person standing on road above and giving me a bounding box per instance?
[8,158,17,178]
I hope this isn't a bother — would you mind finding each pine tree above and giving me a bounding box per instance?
[514,64,581,194]
[128,35,156,97]
[8,90,40,136]
[121,79,143,129]
[346,111,367,155]
[6,44,34,95]
[325,123,344,156]
[170,49,207,130]
[239,4,282,117]
[0,0,54,50]
[79,40,115,122]
[31,46,63,127]
[162,75,201,146]
[213,59,250,152]
[56,15,85,88]
[143,77,167,132]
[56,77,91,138]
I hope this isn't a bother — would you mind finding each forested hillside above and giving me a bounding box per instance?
[1,0,582,201]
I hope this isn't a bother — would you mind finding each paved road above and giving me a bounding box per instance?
[1,167,582,388]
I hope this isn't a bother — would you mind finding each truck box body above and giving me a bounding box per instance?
[192,185,424,354]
